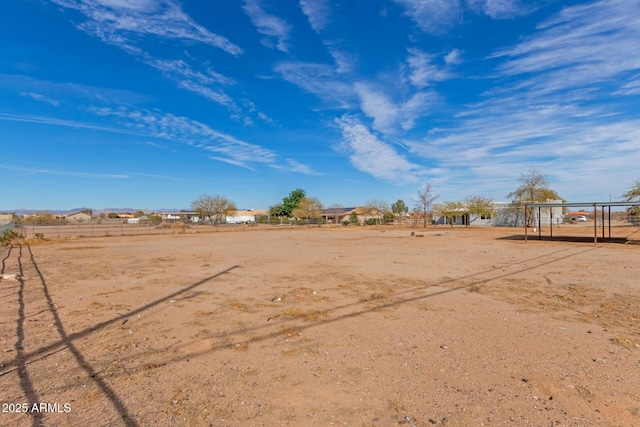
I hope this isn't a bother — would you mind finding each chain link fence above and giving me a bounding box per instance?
[15,221,249,239]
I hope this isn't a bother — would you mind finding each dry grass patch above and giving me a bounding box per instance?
[226,300,249,310]
[610,337,640,349]
[195,310,215,317]
[272,308,325,321]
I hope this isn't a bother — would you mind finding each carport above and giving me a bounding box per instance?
[524,201,640,245]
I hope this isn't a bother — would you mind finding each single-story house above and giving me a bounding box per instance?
[322,207,385,224]
[430,200,564,227]
[158,211,199,222]
[66,211,93,222]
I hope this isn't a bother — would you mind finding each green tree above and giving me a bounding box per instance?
[292,196,323,223]
[507,168,562,226]
[269,203,285,218]
[134,210,145,218]
[416,182,438,228]
[191,193,237,226]
[349,211,359,225]
[281,189,306,218]
[107,212,120,218]
[433,201,465,228]
[391,199,409,224]
[364,199,389,225]
[1,229,20,246]
[464,196,495,227]
[148,213,162,223]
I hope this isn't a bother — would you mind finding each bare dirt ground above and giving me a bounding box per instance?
[1,225,639,426]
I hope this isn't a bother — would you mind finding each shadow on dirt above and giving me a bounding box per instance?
[497,234,633,244]
[1,242,238,427]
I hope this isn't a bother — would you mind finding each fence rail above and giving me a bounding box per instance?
[18,222,213,239]
[0,222,16,234]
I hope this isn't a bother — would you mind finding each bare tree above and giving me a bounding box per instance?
[464,196,495,227]
[326,203,344,224]
[364,199,389,224]
[191,193,237,226]
[623,179,640,201]
[433,201,465,228]
[507,168,562,226]
[622,178,640,217]
[415,182,438,228]
[292,196,323,224]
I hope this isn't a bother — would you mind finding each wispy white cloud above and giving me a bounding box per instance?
[51,0,242,55]
[405,48,454,88]
[175,80,238,111]
[394,0,536,33]
[49,0,246,116]
[327,48,355,74]
[257,111,274,124]
[0,108,279,170]
[89,106,283,168]
[396,0,640,201]
[492,0,640,97]
[0,164,129,179]
[299,0,330,33]
[354,82,437,133]
[275,61,355,108]
[1,74,150,104]
[0,112,146,136]
[336,115,424,182]
[242,0,291,52]
[298,0,355,73]
[202,139,277,167]
[392,0,462,34]
[140,140,178,153]
[614,75,640,95]
[354,83,397,132]
[444,48,463,65]
[466,0,533,19]
[283,159,320,175]
[405,92,640,200]
[20,92,59,106]
[0,163,205,183]
[143,57,234,86]
[209,156,255,170]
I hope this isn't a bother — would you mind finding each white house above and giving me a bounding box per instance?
[433,200,564,227]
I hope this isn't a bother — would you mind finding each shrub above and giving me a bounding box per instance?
[1,229,20,246]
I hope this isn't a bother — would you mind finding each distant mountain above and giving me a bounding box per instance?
[3,207,264,216]
[3,207,188,216]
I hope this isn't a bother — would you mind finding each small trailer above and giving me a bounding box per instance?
[225,215,256,224]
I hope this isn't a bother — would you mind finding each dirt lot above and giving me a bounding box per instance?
[1,226,639,426]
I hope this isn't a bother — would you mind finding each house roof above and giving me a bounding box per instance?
[321,207,356,215]
[67,211,91,216]
[344,207,383,215]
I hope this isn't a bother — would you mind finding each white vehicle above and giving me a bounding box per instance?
[226,215,255,224]
[571,215,588,222]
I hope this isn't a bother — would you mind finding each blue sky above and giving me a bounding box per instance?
[1,0,639,211]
